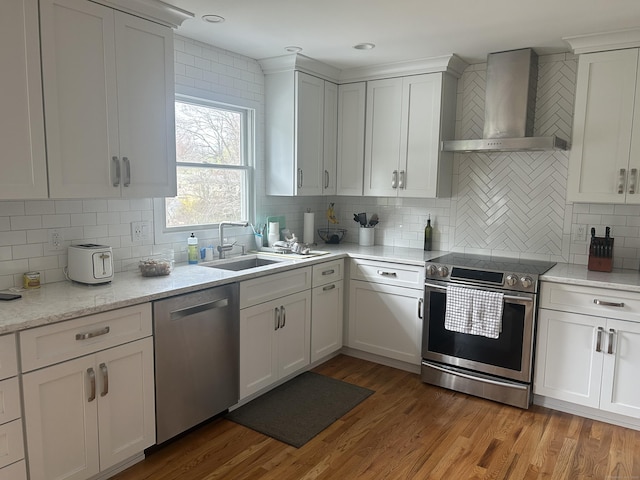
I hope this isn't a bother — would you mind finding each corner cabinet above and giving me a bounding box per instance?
[40,0,177,199]
[0,0,47,200]
[363,73,456,198]
[336,82,367,196]
[567,48,640,203]
[535,282,640,420]
[21,304,155,480]
[263,70,338,196]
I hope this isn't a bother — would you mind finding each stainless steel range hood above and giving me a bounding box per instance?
[442,48,568,153]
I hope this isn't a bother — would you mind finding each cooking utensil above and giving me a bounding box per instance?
[368,213,379,227]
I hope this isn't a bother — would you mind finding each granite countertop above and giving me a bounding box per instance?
[541,262,640,293]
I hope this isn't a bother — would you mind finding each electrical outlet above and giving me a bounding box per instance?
[48,229,64,250]
[131,221,150,241]
[573,224,588,242]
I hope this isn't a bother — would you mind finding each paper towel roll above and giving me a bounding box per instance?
[303,212,315,244]
[268,222,279,247]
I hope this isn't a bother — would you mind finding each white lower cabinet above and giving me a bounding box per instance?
[239,290,311,399]
[311,280,344,362]
[347,258,424,365]
[20,304,155,480]
[535,282,640,419]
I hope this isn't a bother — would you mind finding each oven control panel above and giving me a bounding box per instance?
[424,262,537,293]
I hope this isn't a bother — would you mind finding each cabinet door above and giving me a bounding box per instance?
[311,280,343,362]
[348,280,422,364]
[534,309,603,408]
[0,0,47,199]
[600,318,640,418]
[322,81,338,195]
[364,77,403,197]
[295,72,325,196]
[277,290,312,378]
[336,82,366,196]
[96,338,155,471]
[567,49,639,203]
[23,356,100,480]
[115,12,176,198]
[41,0,121,199]
[239,300,279,399]
[400,74,443,198]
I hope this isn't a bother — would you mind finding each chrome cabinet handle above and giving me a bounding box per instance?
[629,168,638,194]
[323,284,336,291]
[100,363,108,397]
[322,269,335,276]
[324,170,329,189]
[280,305,286,328]
[618,168,627,194]
[76,326,110,341]
[608,328,615,354]
[398,170,405,189]
[593,299,625,308]
[123,157,131,187]
[274,306,280,331]
[377,270,397,277]
[297,168,303,188]
[595,326,604,352]
[87,368,96,402]
[112,156,120,187]
[418,298,424,319]
[391,170,398,189]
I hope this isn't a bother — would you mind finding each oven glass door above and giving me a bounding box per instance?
[422,282,535,383]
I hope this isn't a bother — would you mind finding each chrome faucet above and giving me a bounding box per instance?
[217,221,249,259]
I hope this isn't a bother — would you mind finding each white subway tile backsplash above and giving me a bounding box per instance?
[55,200,83,214]
[0,202,25,216]
[70,213,97,227]
[12,243,43,260]
[10,216,42,230]
[25,201,55,215]
[42,215,70,228]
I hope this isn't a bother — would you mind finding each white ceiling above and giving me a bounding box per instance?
[169,0,640,70]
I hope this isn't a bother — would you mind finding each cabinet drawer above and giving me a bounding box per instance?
[0,419,24,469]
[240,267,312,309]
[312,259,344,287]
[0,459,26,480]
[0,378,20,426]
[540,282,640,322]
[0,335,17,381]
[20,303,152,372]
[350,258,424,290]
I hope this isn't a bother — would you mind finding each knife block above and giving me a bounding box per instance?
[588,236,613,272]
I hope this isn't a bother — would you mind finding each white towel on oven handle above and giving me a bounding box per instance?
[470,289,504,339]
[444,285,473,334]
[444,285,504,338]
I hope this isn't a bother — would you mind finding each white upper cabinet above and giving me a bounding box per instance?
[40,0,176,199]
[336,82,366,196]
[264,70,338,196]
[0,0,48,199]
[363,73,456,198]
[568,48,640,203]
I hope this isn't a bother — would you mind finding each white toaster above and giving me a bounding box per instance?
[67,244,114,284]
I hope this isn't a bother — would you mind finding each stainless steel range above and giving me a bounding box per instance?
[421,253,556,408]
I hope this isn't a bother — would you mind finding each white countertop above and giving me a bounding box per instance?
[5,242,640,335]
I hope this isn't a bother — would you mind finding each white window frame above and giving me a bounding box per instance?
[154,86,258,244]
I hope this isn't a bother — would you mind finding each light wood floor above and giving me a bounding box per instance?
[112,355,640,480]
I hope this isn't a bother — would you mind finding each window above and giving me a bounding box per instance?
[165,97,253,230]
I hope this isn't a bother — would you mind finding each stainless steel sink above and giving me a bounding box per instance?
[199,254,292,271]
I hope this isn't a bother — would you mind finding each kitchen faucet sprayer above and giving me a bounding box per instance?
[217,221,249,259]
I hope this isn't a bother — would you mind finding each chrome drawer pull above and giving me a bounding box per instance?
[322,269,335,276]
[595,326,604,352]
[323,284,336,291]
[593,299,625,308]
[618,168,627,194]
[112,156,120,187]
[280,305,286,329]
[87,368,96,402]
[123,157,131,187]
[608,328,615,354]
[100,363,109,397]
[377,270,397,277]
[76,326,110,341]
[274,307,280,331]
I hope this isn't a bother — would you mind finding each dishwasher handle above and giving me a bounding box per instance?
[170,298,229,321]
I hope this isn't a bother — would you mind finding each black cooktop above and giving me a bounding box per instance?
[427,253,556,276]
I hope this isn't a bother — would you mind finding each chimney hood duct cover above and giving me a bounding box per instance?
[442,48,568,153]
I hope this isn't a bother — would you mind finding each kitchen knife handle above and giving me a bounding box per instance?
[112,156,120,187]
[297,168,303,188]
[629,168,637,194]
[618,168,626,194]
[595,326,604,352]
[607,328,615,354]
[398,170,405,189]
[87,368,96,402]
[99,363,108,397]
[123,157,131,187]
[391,170,398,189]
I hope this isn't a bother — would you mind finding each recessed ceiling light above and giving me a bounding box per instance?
[202,14,225,24]
[353,43,375,50]
[285,46,303,53]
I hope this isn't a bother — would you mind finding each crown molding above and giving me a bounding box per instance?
[90,0,193,28]
[564,28,640,54]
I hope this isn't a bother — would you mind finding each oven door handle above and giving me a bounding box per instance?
[424,361,529,391]
[424,282,534,303]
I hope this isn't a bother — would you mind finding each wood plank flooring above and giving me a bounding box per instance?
[112,355,640,480]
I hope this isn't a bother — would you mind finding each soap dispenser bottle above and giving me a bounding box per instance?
[187,233,198,264]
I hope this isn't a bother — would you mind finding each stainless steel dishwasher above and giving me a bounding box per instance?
[153,283,239,444]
